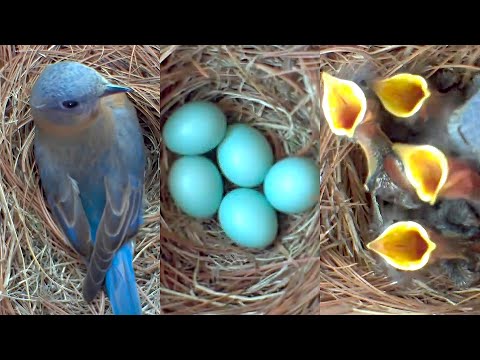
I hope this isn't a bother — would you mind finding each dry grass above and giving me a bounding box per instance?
[160,45,320,314]
[0,45,160,315]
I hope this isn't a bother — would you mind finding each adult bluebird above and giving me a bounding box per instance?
[30,61,145,315]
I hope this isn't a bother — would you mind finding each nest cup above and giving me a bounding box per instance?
[319,45,480,315]
[160,46,320,314]
[0,45,160,315]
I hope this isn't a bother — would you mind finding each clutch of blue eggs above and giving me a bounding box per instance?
[163,101,320,249]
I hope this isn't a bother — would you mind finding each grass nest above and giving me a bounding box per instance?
[0,45,160,315]
[160,45,320,314]
[319,45,480,315]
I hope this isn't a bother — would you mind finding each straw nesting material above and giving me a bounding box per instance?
[160,45,320,314]
[0,45,160,314]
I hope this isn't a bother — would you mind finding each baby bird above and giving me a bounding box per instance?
[413,199,480,239]
[321,71,423,210]
[369,70,465,148]
[370,73,431,120]
[325,66,480,288]
[367,216,479,288]
[31,61,146,315]
[392,141,480,206]
[322,68,480,208]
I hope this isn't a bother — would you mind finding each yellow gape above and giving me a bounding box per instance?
[392,144,449,205]
[367,221,437,271]
[371,73,431,118]
[321,72,367,138]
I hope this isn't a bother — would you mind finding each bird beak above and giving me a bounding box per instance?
[321,72,367,138]
[101,84,132,97]
[370,73,431,118]
[367,221,437,271]
[392,143,449,205]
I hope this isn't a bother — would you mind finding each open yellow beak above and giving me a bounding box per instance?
[321,72,367,138]
[371,73,431,118]
[367,221,437,271]
[392,143,449,205]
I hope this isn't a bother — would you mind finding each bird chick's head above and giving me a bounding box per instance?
[30,61,131,130]
[392,143,449,205]
[367,221,437,271]
[370,73,431,118]
[321,72,368,138]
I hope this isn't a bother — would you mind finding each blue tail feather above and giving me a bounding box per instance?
[105,241,142,315]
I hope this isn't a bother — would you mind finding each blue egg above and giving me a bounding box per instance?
[217,124,274,187]
[163,101,227,155]
[263,157,320,214]
[218,188,278,249]
[168,156,224,218]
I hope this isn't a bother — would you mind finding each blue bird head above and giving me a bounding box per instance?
[30,61,131,130]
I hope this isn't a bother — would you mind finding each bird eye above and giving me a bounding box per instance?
[62,100,79,109]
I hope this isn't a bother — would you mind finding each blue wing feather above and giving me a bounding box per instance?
[35,93,146,315]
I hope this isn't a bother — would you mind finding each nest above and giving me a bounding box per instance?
[160,46,320,314]
[320,45,480,315]
[0,45,160,314]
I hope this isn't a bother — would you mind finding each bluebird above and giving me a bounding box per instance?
[30,61,146,315]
